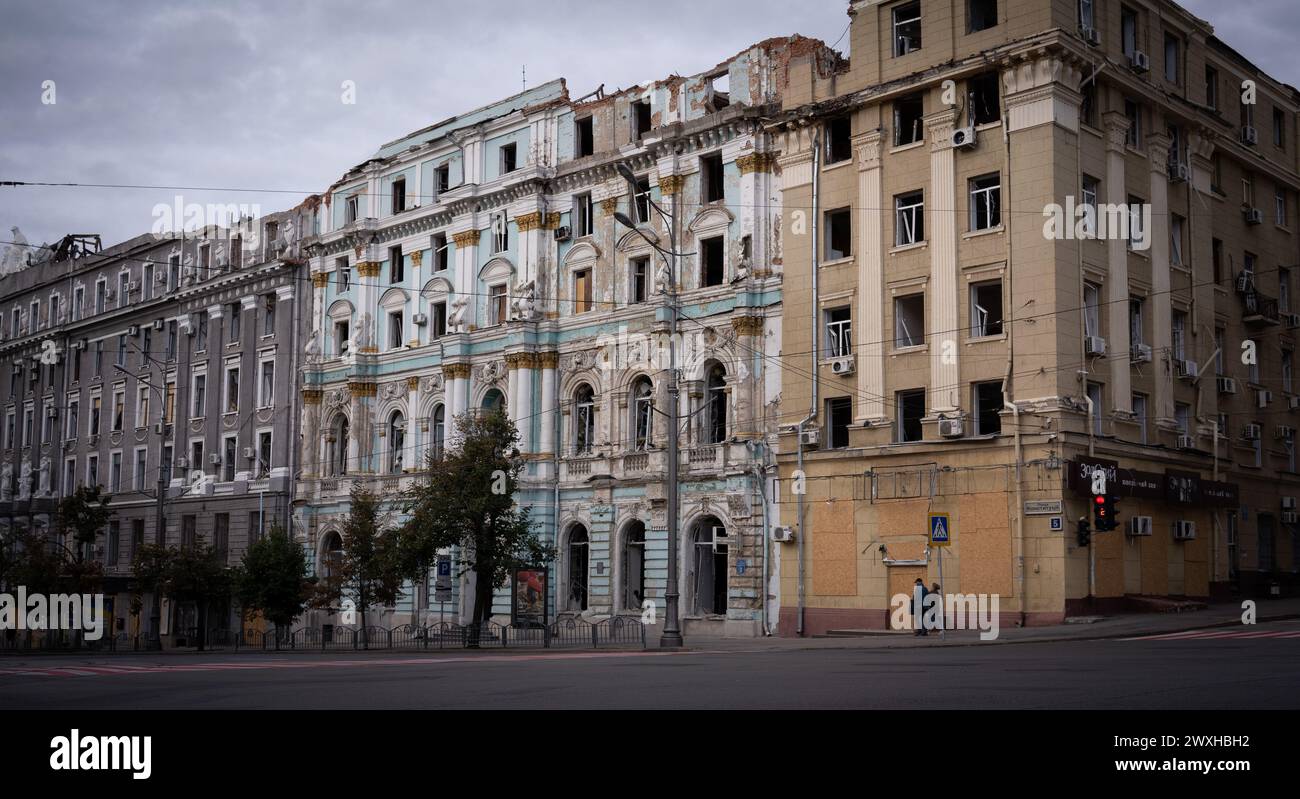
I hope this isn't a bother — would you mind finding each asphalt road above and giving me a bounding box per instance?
[2,622,1297,710]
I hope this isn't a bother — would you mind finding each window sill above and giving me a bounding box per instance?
[891,344,928,356]
[821,159,853,173]
[963,225,1003,240]
[890,241,928,255]
[889,140,925,155]
[967,332,1006,344]
[820,256,854,268]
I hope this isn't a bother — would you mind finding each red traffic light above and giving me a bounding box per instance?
[1094,496,1105,504]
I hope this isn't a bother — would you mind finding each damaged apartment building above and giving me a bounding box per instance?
[0,209,312,644]
[771,0,1299,635]
[295,35,838,636]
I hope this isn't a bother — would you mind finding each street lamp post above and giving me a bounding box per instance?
[614,163,684,648]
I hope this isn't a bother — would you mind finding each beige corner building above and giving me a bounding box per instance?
[770,0,1299,633]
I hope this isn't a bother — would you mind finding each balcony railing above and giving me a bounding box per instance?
[1242,290,1280,326]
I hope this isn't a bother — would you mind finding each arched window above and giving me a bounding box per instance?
[430,404,446,461]
[329,415,349,476]
[566,525,589,611]
[574,384,595,455]
[690,515,727,615]
[321,532,343,581]
[482,388,505,415]
[706,362,727,444]
[622,520,646,610]
[387,411,405,474]
[631,377,653,451]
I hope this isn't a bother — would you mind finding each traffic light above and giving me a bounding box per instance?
[1076,518,1091,548]
[1094,493,1120,531]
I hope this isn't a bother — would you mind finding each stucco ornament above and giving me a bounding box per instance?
[510,280,538,321]
[421,373,444,393]
[38,456,51,495]
[17,462,32,500]
[448,294,469,332]
[304,329,321,362]
[0,462,12,501]
[476,360,507,388]
[354,313,374,350]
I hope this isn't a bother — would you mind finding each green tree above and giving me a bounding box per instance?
[312,484,403,644]
[397,410,552,638]
[53,485,114,566]
[130,542,230,650]
[234,522,311,634]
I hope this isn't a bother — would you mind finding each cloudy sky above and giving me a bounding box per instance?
[1,0,1295,250]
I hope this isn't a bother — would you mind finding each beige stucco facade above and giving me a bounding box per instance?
[769,0,1299,634]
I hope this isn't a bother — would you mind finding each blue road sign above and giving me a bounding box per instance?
[929,514,951,547]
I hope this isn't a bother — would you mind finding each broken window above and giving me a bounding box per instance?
[622,522,646,610]
[435,163,451,195]
[575,193,594,237]
[390,245,404,283]
[336,256,350,291]
[895,191,924,246]
[334,320,349,356]
[574,384,595,454]
[706,363,727,444]
[632,377,653,450]
[1083,282,1101,339]
[825,306,852,358]
[973,380,1003,435]
[1121,5,1138,58]
[490,284,508,325]
[700,236,725,287]
[894,93,925,146]
[969,72,1000,125]
[826,396,852,449]
[345,196,359,225]
[691,517,727,615]
[391,177,406,214]
[573,268,592,314]
[632,98,652,140]
[432,301,447,339]
[500,142,517,174]
[1130,297,1145,347]
[701,152,725,203]
[1172,310,1186,360]
[826,116,852,164]
[1125,98,1142,147]
[706,72,730,111]
[1205,65,1219,111]
[631,256,650,303]
[897,389,926,443]
[432,232,449,271]
[968,0,997,32]
[893,1,922,57]
[566,525,589,611]
[634,176,651,223]
[895,293,924,348]
[825,207,852,260]
[575,116,594,158]
[969,173,1001,230]
[970,280,1002,337]
[388,311,404,350]
[492,213,509,253]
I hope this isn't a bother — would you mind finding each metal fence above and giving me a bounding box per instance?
[1,617,646,654]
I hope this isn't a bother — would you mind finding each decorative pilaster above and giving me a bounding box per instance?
[1104,111,1134,416]
[854,129,886,424]
[926,108,960,415]
[538,351,558,465]
[1147,131,1175,428]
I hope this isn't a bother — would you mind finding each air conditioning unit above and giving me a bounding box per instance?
[1128,516,1153,536]
[127,280,139,293]
[1244,207,1264,225]
[127,325,139,336]
[1175,360,1199,380]
[44,407,57,418]
[1172,520,1197,541]
[1217,376,1237,395]
[1276,425,1296,440]
[951,126,977,149]
[412,313,428,326]
[1241,125,1258,146]
[1258,390,1272,408]
[1130,343,1152,363]
[553,226,572,242]
[175,457,188,469]
[1282,496,1297,510]
[939,417,965,439]
[208,453,223,465]
[1283,511,1299,524]
[242,446,255,459]
[153,422,164,435]
[1285,313,1300,330]
[1242,423,1262,440]
[1080,26,1101,46]
[1084,335,1106,356]
[1130,51,1150,72]
[1176,434,1197,450]
[1236,271,1255,293]
[1168,162,1189,183]
[830,356,855,376]
[153,319,165,331]
[799,427,820,449]
[770,525,796,543]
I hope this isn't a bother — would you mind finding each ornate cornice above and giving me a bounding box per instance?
[347,380,377,398]
[443,362,471,379]
[538,351,560,369]
[600,196,621,215]
[731,315,765,336]
[658,175,685,195]
[736,152,777,175]
[311,273,330,289]
[516,211,545,232]
[853,129,883,171]
[452,229,481,247]
[356,261,381,278]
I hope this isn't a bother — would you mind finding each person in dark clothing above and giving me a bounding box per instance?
[912,578,928,636]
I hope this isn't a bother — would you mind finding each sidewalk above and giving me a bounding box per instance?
[678,598,1300,652]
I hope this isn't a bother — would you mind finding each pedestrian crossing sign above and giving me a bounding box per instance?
[929,513,951,547]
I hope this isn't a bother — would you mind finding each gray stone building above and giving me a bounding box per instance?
[0,204,314,642]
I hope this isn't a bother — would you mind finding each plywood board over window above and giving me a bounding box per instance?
[811,500,856,596]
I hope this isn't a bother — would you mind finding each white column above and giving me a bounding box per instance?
[926,109,960,415]
[1104,113,1133,415]
[854,129,886,424]
[406,376,420,469]
[516,355,534,453]
[539,352,558,460]
[1147,132,1174,425]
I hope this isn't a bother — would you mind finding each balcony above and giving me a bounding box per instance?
[686,443,721,471]
[1242,290,1280,327]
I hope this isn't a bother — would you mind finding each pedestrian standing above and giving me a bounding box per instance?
[912,578,928,636]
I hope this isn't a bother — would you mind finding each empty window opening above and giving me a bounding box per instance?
[895,294,925,348]
[500,142,517,174]
[894,93,925,146]
[706,363,727,444]
[974,380,1003,435]
[575,116,594,157]
[825,306,852,358]
[968,0,997,32]
[826,116,852,163]
[893,1,922,57]
[970,280,1003,337]
[391,177,406,214]
[700,236,725,287]
[632,99,652,140]
[895,191,923,246]
[825,207,852,260]
[622,522,646,610]
[701,152,725,203]
[691,517,728,615]
[826,396,852,449]
[969,72,1001,125]
[897,389,926,442]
